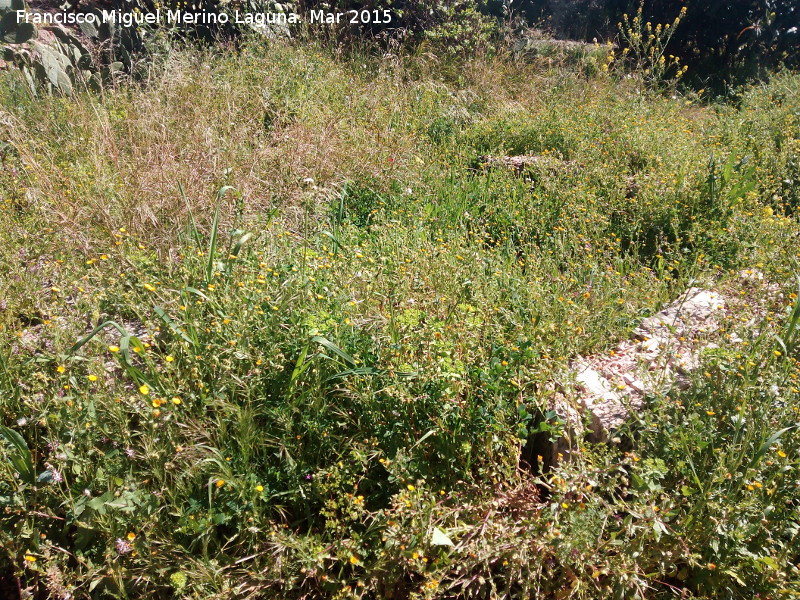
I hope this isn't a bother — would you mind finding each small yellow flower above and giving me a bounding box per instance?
[774,350,782,357]
[57,365,65,373]
[215,479,225,488]
[349,556,359,565]
[407,484,415,491]
[706,410,715,416]
[139,385,150,395]
[171,397,182,406]
[165,355,174,362]
[143,283,156,292]
[777,450,787,458]
[109,345,120,353]
[126,532,136,541]
[256,485,264,492]
[24,555,36,563]
[87,374,98,382]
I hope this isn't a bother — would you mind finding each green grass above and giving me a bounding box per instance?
[0,37,799,599]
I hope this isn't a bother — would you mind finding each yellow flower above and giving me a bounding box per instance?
[777,450,787,458]
[87,374,98,382]
[126,532,136,541]
[57,365,65,373]
[406,484,415,491]
[139,385,150,395]
[171,397,182,406]
[109,345,120,353]
[143,283,156,292]
[24,555,36,563]
[165,355,174,362]
[215,479,225,488]
[256,485,264,492]
[349,556,359,565]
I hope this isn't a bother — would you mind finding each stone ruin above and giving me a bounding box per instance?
[530,286,730,469]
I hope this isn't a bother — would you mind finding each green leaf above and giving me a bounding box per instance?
[411,428,437,450]
[78,17,98,38]
[1,12,35,43]
[312,335,356,367]
[206,202,220,282]
[723,568,746,586]
[320,230,347,253]
[289,342,311,389]
[69,320,128,355]
[0,0,25,13]
[229,231,253,260]
[154,305,195,346]
[183,286,211,302]
[0,425,35,484]
[431,527,454,547]
[206,185,235,282]
[751,424,799,468]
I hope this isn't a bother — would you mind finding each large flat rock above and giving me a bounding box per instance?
[548,287,726,453]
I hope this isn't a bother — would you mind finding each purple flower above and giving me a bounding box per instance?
[115,539,132,555]
[44,463,63,483]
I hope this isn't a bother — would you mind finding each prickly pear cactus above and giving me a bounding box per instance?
[1,0,36,44]
[0,0,97,95]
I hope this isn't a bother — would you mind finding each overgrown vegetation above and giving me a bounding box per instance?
[0,29,799,600]
[527,0,799,89]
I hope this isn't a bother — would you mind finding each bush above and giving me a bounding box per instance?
[298,0,505,53]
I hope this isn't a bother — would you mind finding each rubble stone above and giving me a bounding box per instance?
[546,287,727,457]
